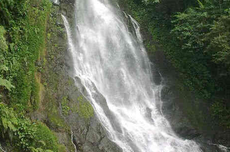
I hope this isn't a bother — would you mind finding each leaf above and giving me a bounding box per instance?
[0,77,15,91]
[1,117,8,130]
[7,121,16,131]
[197,0,204,8]
[10,43,14,51]
[36,148,43,152]
[38,140,46,146]
[0,65,8,71]
[10,117,18,126]
[28,146,37,152]
[8,130,14,141]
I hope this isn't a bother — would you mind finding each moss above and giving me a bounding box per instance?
[30,74,41,111]
[71,95,94,119]
[67,78,74,86]
[44,92,69,131]
[58,144,67,152]
[47,102,68,131]
[61,96,70,116]
[145,41,157,53]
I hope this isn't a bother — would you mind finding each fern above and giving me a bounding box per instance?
[0,26,8,52]
[0,78,15,91]
[0,65,8,71]
[197,0,204,8]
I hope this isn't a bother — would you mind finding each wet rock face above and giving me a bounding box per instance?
[59,78,122,152]
[149,51,201,142]
[44,0,122,151]
[59,0,74,19]
[67,112,122,152]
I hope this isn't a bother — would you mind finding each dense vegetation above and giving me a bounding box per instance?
[123,0,230,129]
[0,0,51,110]
[0,0,65,151]
[0,103,59,152]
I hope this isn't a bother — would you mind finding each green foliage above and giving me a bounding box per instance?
[0,103,60,152]
[0,26,8,52]
[143,0,159,4]
[0,103,36,151]
[197,0,204,8]
[168,1,230,129]
[170,7,216,98]
[0,0,71,151]
[29,147,54,152]
[0,26,14,92]
[210,101,230,128]
[0,0,51,110]
[0,78,14,91]
[171,4,230,98]
[0,1,61,150]
[15,118,36,150]
[0,103,18,135]
[0,0,28,26]
[33,123,58,152]
[205,14,230,69]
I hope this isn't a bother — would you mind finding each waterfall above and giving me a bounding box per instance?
[62,0,202,151]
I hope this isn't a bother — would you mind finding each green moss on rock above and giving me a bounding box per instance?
[71,95,94,119]
[61,96,70,116]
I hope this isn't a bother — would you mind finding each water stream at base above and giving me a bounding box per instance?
[62,0,202,151]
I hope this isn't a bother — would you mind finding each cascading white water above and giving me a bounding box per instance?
[62,0,202,151]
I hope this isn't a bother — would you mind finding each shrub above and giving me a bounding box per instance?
[0,103,60,152]
[33,123,59,152]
